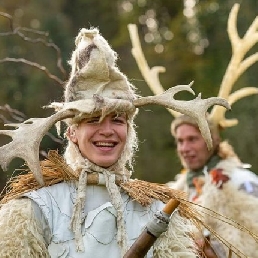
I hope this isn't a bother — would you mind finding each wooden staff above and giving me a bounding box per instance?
[124,198,180,258]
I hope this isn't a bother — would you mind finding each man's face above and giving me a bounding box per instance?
[69,113,128,168]
[174,123,212,170]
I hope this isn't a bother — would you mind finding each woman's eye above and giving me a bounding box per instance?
[113,117,126,124]
[87,118,100,123]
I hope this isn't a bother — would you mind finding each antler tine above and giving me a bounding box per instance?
[128,24,181,118]
[217,87,258,127]
[228,87,258,106]
[0,109,75,186]
[210,3,258,127]
[134,84,230,150]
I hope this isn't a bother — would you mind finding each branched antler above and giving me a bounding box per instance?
[0,110,75,185]
[0,96,135,185]
[128,24,180,117]
[129,3,258,130]
[210,3,258,127]
[134,83,230,149]
[0,11,67,85]
[128,24,230,149]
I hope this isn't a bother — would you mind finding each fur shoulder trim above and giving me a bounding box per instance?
[215,157,242,175]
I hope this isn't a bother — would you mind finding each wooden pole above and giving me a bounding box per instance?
[124,199,180,258]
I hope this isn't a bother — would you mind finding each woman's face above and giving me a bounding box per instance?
[69,113,128,168]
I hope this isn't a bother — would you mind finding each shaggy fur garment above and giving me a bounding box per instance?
[154,211,198,257]
[199,158,258,257]
[0,198,49,258]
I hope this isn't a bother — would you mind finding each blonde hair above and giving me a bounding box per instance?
[171,115,220,148]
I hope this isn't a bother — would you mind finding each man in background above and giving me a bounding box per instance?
[168,114,258,257]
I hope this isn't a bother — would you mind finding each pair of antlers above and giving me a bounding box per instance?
[128,3,258,128]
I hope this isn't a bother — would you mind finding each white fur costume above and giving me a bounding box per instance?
[0,136,200,257]
[169,156,258,257]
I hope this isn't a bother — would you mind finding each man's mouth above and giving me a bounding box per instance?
[183,155,195,162]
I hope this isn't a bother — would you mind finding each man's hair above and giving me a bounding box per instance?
[171,114,220,141]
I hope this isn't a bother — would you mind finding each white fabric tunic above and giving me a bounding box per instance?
[24,182,164,258]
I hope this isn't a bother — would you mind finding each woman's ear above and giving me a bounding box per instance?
[67,127,78,143]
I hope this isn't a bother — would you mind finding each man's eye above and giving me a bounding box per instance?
[189,137,197,143]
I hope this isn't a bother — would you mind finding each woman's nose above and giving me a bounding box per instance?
[99,119,114,136]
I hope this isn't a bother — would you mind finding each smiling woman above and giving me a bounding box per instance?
[68,113,128,168]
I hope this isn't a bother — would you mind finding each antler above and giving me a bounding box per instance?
[128,23,230,149]
[134,83,230,149]
[210,3,258,127]
[128,24,181,118]
[0,110,75,186]
[0,97,135,185]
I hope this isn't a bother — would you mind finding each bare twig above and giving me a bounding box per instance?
[0,11,67,84]
[0,58,64,85]
[0,104,26,123]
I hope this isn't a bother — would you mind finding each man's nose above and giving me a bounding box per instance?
[178,141,190,152]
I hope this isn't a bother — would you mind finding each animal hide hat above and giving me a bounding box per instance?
[64,28,136,103]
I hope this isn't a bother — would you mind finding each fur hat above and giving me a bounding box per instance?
[64,28,137,103]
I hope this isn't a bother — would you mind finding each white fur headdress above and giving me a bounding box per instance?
[64,28,136,103]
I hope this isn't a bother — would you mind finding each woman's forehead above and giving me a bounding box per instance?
[91,111,127,118]
[75,111,127,123]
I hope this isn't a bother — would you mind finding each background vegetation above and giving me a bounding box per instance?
[0,0,258,191]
